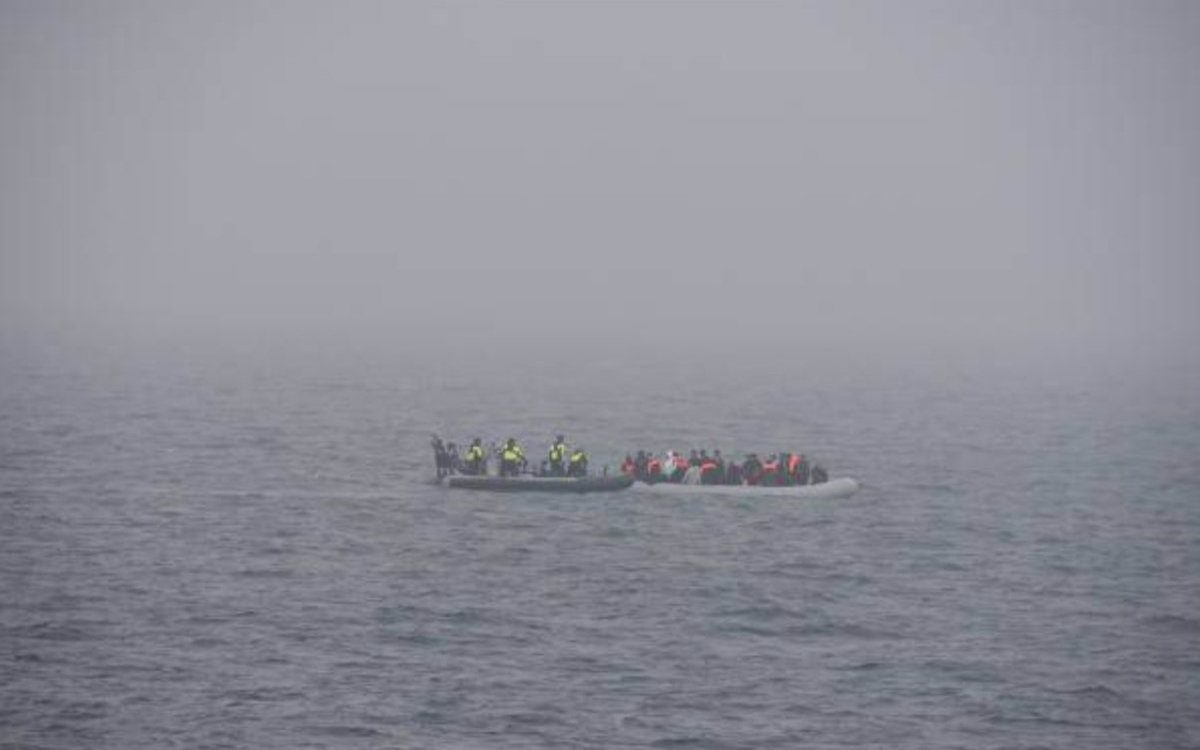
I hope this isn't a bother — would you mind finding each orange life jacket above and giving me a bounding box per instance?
[787,454,799,475]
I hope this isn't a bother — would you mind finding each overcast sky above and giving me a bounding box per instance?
[1,1,1197,360]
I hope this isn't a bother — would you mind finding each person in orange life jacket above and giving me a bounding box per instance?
[760,454,781,486]
[713,450,727,484]
[634,450,648,480]
[645,453,663,483]
[775,452,796,486]
[699,451,718,485]
[786,452,800,482]
[793,453,810,485]
[620,454,636,477]
[675,452,690,477]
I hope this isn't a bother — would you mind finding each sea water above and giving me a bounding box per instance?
[2,340,1197,749]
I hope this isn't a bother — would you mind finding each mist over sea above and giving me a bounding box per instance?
[1,339,1197,749]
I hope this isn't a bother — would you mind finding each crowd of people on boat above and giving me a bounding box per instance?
[619,449,828,486]
[433,435,829,486]
[432,435,589,478]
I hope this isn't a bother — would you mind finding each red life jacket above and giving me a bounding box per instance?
[700,460,716,471]
[787,454,800,475]
[647,458,661,476]
[620,459,635,476]
[762,461,778,473]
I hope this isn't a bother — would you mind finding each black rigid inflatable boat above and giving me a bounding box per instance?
[444,475,634,494]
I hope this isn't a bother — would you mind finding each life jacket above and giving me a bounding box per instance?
[549,443,565,463]
[787,454,799,476]
[502,447,518,462]
[700,459,717,471]
[467,445,484,462]
[620,459,635,475]
[647,457,661,476]
[569,450,586,465]
[762,461,778,473]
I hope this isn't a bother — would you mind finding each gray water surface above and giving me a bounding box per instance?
[2,345,1197,749]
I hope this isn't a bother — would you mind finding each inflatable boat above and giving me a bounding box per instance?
[443,474,635,494]
[633,477,860,499]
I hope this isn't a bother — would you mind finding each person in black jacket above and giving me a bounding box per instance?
[432,435,449,478]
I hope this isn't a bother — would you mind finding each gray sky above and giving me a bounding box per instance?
[2,1,1197,359]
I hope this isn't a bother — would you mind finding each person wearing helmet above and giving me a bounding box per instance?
[547,435,567,476]
[464,438,486,476]
[567,446,588,477]
[500,437,526,477]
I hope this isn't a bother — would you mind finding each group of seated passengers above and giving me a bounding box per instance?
[619,449,829,486]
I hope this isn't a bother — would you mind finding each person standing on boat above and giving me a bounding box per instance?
[547,435,567,476]
[445,442,461,475]
[567,447,588,477]
[464,438,486,475]
[432,435,449,478]
[500,438,526,477]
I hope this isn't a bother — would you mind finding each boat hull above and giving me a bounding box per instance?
[444,475,635,493]
[633,477,860,499]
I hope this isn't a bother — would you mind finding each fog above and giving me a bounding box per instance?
[2,1,1198,365]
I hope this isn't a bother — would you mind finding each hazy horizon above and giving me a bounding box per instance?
[2,1,1198,367]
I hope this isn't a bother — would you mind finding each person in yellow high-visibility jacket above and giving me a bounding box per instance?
[547,434,567,476]
[500,438,525,477]
[463,438,486,476]
[566,447,588,478]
